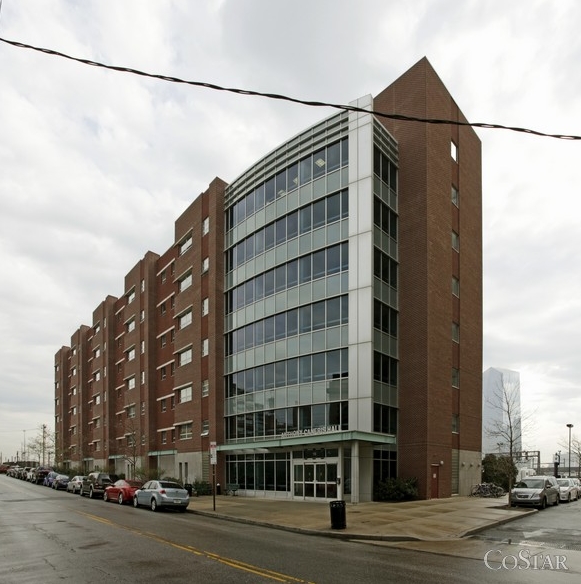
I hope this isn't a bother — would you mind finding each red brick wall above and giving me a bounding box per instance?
[374,58,482,497]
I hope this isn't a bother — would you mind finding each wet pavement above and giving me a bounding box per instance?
[188,494,581,571]
[188,494,532,541]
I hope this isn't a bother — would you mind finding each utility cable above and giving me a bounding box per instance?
[0,36,580,141]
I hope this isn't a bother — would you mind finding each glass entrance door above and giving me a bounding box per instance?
[293,461,338,499]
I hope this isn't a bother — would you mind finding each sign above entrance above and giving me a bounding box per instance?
[281,425,340,439]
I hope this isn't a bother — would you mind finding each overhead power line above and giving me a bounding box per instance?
[1,36,580,141]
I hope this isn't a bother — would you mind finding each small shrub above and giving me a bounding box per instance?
[374,477,419,501]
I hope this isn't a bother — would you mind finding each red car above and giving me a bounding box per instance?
[104,479,144,505]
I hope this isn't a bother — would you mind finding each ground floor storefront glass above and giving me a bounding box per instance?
[226,447,353,500]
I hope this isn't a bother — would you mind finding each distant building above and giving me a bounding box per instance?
[482,367,522,455]
[54,58,482,500]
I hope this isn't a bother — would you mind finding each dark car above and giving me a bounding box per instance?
[33,466,53,485]
[52,474,70,490]
[43,471,59,487]
[81,472,112,499]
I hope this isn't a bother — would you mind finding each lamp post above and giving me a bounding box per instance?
[567,424,574,478]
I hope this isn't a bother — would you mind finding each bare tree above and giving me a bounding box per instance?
[26,424,54,466]
[484,370,534,498]
[116,416,141,479]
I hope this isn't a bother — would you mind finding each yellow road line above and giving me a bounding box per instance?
[75,510,315,583]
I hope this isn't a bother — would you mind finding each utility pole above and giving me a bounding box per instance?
[42,424,47,466]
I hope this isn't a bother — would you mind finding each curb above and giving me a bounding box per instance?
[189,504,536,543]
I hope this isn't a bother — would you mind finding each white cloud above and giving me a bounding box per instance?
[1,0,580,463]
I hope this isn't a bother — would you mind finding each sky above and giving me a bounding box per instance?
[1,0,580,466]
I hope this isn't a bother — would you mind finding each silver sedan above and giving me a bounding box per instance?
[557,478,579,502]
[133,480,189,512]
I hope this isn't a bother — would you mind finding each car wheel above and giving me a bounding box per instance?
[150,498,157,512]
[104,491,108,502]
[568,494,571,503]
[540,497,547,510]
[133,496,139,508]
[118,494,124,505]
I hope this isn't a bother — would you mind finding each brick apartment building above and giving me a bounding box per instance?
[54,58,482,500]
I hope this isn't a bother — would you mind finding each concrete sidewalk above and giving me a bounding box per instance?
[187,494,534,541]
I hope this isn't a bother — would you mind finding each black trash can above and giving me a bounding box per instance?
[184,483,193,496]
[216,483,221,496]
[329,500,346,529]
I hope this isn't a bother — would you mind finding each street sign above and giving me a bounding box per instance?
[210,441,217,465]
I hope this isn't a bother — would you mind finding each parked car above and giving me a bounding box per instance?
[104,479,144,505]
[81,472,112,499]
[33,466,53,485]
[44,471,59,487]
[557,478,579,502]
[133,480,189,512]
[52,475,70,490]
[26,468,36,482]
[66,475,86,494]
[510,476,560,509]
[0,464,9,474]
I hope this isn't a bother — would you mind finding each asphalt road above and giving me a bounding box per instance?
[476,496,581,551]
[0,475,578,583]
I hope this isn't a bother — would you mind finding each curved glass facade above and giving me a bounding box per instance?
[223,104,399,500]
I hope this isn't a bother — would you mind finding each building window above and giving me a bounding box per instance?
[161,399,167,412]
[95,394,101,405]
[141,340,145,354]
[179,386,192,403]
[201,420,209,436]
[202,257,209,273]
[202,217,210,235]
[179,423,192,440]
[179,273,192,292]
[127,377,136,390]
[202,379,209,397]
[94,370,101,381]
[127,290,135,304]
[94,417,100,429]
[127,348,135,361]
[141,279,145,292]
[451,185,459,207]
[127,319,136,333]
[452,367,460,388]
[452,414,460,433]
[451,231,460,251]
[71,366,76,376]
[127,405,136,418]
[141,401,145,415]
[161,270,167,284]
[140,310,145,322]
[161,334,166,347]
[161,303,167,315]
[178,311,192,330]
[179,235,192,255]
[94,347,101,359]
[179,348,193,366]
[171,395,175,409]
[202,339,209,357]
[451,140,458,162]
[202,298,209,316]
[161,367,167,380]
[141,371,145,385]
[452,322,460,343]
[452,277,460,297]
[161,431,167,445]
